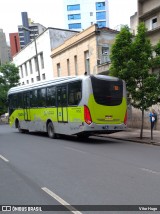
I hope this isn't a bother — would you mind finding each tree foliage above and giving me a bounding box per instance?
[110,25,132,79]
[110,23,160,138]
[0,63,20,114]
[152,40,160,69]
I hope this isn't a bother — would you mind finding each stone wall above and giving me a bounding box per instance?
[127,105,160,130]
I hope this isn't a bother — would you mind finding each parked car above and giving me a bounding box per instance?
[0,113,9,123]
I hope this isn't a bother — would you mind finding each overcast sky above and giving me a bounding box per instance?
[0,0,137,42]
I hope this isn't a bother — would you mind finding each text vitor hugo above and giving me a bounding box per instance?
[139,206,157,211]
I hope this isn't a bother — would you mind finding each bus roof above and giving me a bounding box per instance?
[8,75,121,95]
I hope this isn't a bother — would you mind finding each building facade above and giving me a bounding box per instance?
[138,0,160,45]
[0,29,10,65]
[51,24,118,77]
[18,12,46,49]
[9,33,21,58]
[130,0,160,45]
[64,0,109,31]
[12,28,78,85]
[129,0,160,130]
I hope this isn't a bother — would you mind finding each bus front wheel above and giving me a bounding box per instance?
[17,121,25,133]
[47,122,56,139]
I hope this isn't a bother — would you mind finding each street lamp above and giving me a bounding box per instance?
[22,26,40,81]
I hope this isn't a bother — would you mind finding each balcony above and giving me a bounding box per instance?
[139,5,160,20]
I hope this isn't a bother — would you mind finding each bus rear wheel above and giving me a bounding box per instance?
[47,122,56,139]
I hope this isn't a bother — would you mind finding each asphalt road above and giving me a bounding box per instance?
[0,125,160,213]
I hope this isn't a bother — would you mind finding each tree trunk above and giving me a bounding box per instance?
[140,109,144,139]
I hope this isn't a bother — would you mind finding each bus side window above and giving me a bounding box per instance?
[37,88,46,107]
[9,94,14,109]
[17,93,23,108]
[10,94,18,109]
[68,81,82,106]
[30,90,38,107]
[46,86,56,107]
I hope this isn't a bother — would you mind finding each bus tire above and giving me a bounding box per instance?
[47,122,56,139]
[17,121,25,133]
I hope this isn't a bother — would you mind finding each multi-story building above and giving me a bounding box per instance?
[9,33,21,58]
[130,0,160,46]
[0,29,10,65]
[51,24,118,77]
[18,12,46,49]
[64,0,109,31]
[12,27,78,85]
[129,0,160,130]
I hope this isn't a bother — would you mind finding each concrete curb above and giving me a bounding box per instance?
[96,135,160,146]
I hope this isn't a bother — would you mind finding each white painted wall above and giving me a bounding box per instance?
[13,28,78,85]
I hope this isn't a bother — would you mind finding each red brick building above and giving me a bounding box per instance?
[9,33,20,58]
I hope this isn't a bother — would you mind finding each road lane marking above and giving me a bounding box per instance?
[140,168,160,175]
[42,187,82,214]
[65,147,87,154]
[0,154,9,162]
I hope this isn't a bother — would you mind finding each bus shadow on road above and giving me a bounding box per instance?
[58,134,121,145]
[15,130,122,145]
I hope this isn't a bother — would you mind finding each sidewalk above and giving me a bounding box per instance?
[99,128,160,146]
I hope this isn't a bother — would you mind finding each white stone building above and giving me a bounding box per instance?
[13,28,78,85]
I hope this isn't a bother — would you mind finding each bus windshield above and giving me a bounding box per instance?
[91,76,123,106]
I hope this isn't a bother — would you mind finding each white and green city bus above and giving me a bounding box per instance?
[8,75,127,138]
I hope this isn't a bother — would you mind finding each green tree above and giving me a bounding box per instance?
[152,40,160,74]
[110,23,160,139]
[0,63,20,114]
[110,25,133,79]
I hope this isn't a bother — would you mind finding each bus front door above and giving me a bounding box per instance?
[57,86,68,123]
[23,92,31,121]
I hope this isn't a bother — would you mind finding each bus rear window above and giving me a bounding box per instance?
[91,76,123,106]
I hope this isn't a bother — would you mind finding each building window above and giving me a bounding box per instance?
[24,63,28,76]
[68,23,81,29]
[68,14,81,20]
[40,52,44,69]
[84,51,90,75]
[74,55,78,76]
[67,4,80,11]
[31,78,34,83]
[96,2,105,11]
[96,12,106,20]
[152,17,157,29]
[90,12,93,16]
[101,47,110,63]
[34,57,38,71]
[97,21,106,28]
[57,63,61,77]
[29,60,33,74]
[42,73,46,80]
[102,47,109,55]
[20,66,24,78]
[67,59,70,76]
[36,76,40,81]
